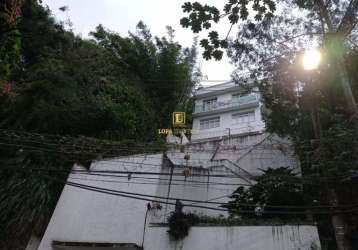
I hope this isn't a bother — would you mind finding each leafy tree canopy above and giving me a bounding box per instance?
[0,1,199,249]
[225,167,306,220]
[180,1,358,249]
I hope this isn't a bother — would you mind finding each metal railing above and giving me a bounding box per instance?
[210,159,255,184]
[194,94,258,113]
[191,124,262,141]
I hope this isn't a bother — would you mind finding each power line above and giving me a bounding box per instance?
[4,165,357,212]
[32,166,348,182]
[69,167,349,185]
[0,138,294,158]
[47,176,358,214]
[7,166,356,210]
[65,179,358,210]
[68,177,246,192]
[71,173,250,186]
[65,180,229,205]
[2,157,350,183]
[0,132,297,163]
[0,129,299,158]
[0,129,167,149]
[0,130,353,183]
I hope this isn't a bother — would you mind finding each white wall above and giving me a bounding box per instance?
[37,140,305,250]
[214,134,299,174]
[38,154,163,250]
[191,108,265,141]
[144,225,321,250]
[151,165,249,222]
[38,154,248,250]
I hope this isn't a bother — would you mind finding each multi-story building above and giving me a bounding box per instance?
[33,81,321,250]
[191,81,265,141]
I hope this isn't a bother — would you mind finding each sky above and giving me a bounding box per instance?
[42,0,236,85]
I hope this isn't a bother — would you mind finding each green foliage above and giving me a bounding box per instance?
[181,0,358,248]
[0,150,70,248]
[180,0,276,60]
[0,1,199,249]
[90,22,200,128]
[226,167,306,220]
[167,211,199,240]
[166,210,311,241]
[0,0,23,81]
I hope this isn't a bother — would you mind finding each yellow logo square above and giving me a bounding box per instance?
[172,112,185,126]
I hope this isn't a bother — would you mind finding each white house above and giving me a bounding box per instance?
[33,81,321,250]
[191,81,265,141]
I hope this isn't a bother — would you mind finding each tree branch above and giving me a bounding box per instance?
[337,0,358,37]
[315,0,334,32]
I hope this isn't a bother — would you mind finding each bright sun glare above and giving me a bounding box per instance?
[302,49,321,70]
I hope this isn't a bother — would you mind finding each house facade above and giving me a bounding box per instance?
[33,82,321,250]
[191,81,265,141]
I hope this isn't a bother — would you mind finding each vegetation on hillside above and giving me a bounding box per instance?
[0,1,199,249]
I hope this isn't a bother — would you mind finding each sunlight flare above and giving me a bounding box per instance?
[303,48,321,70]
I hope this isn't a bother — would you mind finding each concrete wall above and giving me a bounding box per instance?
[214,134,299,174]
[38,154,164,250]
[144,225,321,250]
[38,154,248,250]
[37,151,316,250]
[151,165,249,222]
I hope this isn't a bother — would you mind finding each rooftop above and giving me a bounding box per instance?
[195,81,239,98]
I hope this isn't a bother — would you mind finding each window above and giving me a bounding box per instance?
[200,117,220,130]
[232,111,255,124]
[203,98,217,111]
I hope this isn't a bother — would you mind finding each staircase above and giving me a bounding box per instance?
[208,159,255,184]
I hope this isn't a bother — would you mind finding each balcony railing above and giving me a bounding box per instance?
[191,124,264,141]
[194,94,258,114]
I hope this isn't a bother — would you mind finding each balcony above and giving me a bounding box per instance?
[191,123,264,141]
[193,94,259,116]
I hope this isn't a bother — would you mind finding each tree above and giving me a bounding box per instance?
[90,23,201,128]
[181,1,358,249]
[226,167,306,220]
[0,1,199,249]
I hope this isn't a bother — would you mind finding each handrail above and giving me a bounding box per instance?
[221,159,254,179]
[191,124,261,141]
[210,159,254,184]
[194,94,258,113]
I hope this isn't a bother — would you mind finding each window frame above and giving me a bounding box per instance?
[199,116,220,130]
[232,111,255,124]
[202,97,218,111]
